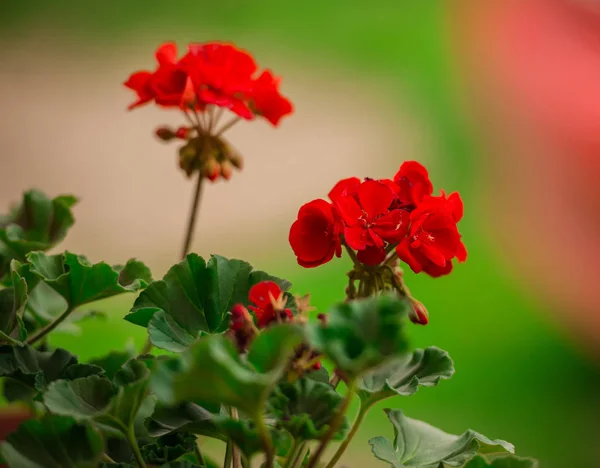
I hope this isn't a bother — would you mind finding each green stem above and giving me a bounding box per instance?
[230,407,242,468]
[126,427,147,468]
[26,306,73,345]
[194,440,205,466]
[101,453,117,463]
[181,170,205,260]
[290,443,309,468]
[283,439,299,468]
[255,414,275,468]
[324,403,369,468]
[342,241,360,267]
[306,380,357,468]
[224,440,233,468]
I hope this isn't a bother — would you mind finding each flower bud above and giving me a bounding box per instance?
[409,299,429,325]
[229,304,257,352]
[230,304,252,331]
[220,160,233,180]
[155,126,176,141]
[175,126,190,140]
[204,158,220,182]
[228,152,244,170]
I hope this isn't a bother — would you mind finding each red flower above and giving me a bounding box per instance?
[336,180,410,261]
[124,71,155,110]
[247,281,292,328]
[413,191,464,223]
[396,208,465,277]
[250,70,293,126]
[289,199,342,268]
[328,177,361,202]
[393,161,433,207]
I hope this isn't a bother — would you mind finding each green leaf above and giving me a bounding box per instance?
[88,345,136,380]
[215,417,292,459]
[147,401,224,440]
[307,294,410,378]
[358,347,454,407]
[0,345,82,401]
[0,191,77,279]
[44,360,153,436]
[268,378,348,441]
[125,253,291,352]
[463,455,539,468]
[0,414,104,468]
[0,261,28,344]
[27,251,152,310]
[369,409,514,468]
[151,324,303,417]
[140,432,197,465]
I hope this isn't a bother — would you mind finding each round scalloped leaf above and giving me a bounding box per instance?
[369,409,514,468]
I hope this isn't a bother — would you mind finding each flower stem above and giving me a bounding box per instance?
[283,439,299,468]
[126,427,147,468]
[194,440,205,466]
[289,442,309,468]
[231,407,242,468]
[324,403,369,468]
[255,414,275,468]
[181,170,205,260]
[224,440,233,468]
[216,116,241,136]
[305,380,357,468]
[26,306,73,345]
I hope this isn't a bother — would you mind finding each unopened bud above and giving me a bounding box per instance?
[230,304,252,331]
[317,313,327,325]
[228,152,244,170]
[155,126,176,141]
[175,127,190,140]
[220,160,233,180]
[409,299,429,325]
[204,158,220,182]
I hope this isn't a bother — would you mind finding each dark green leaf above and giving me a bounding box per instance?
[215,417,292,459]
[140,432,197,465]
[0,191,77,279]
[27,251,151,309]
[88,345,136,380]
[0,414,103,468]
[0,345,80,401]
[358,347,454,407]
[44,360,152,435]
[463,455,539,468]
[0,261,28,343]
[151,324,302,417]
[125,253,291,352]
[147,401,224,440]
[307,294,410,378]
[369,409,514,468]
[268,378,348,441]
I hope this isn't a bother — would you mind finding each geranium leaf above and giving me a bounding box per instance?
[0,414,104,468]
[140,432,197,465]
[26,251,152,310]
[150,324,302,417]
[358,347,454,407]
[0,261,28,344]
[463,456,539,468]
[125,253,291,352]
[0,345,84,401]
[267,378,348,441]
[307,294,410,378]
[147,401,224,440]
[0,190,77,280]
[43,360,153,436]
[88,345,137,380]
[215,417,292,459]
[369,409,514,468]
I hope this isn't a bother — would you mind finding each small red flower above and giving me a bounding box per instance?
[392,161,434,207]
[289,199,342,268]
[248,281,292,328]
[250,70,293,126]
[396,208,465,277]
[336,180,410,261]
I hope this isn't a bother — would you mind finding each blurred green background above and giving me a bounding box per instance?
[2,2,599,467]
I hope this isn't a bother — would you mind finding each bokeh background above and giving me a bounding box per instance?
[1,1,600,466]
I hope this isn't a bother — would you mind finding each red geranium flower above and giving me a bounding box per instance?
[336,180,410,261]
[250,70,293,126]
[328,177,361,202]
[247,281,292,328]
[289,199,342,268]
[392,160,434,207]
[396,208,465,277]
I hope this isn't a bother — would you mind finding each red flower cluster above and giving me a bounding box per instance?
[124,42,293,126]
[289,161,467,277]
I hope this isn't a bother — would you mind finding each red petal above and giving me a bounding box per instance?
[357,246,386,266]
[297,199,334,222]
[358,180,394,219]
[344,226,368,251]
[156,42,178,66]
[328,177,361,202]
[396,239,423,274]
[371,209,410,242]
[335,196,363,227]
[289,216,336,264]
[249,281,281,309]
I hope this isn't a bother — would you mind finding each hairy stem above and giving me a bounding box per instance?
[26,306,73,345]
[306,380,357,468]
[324,403,369,468]
[282,439,299,468]
[290,442,309,468]
[126,427,147,468]
[231,407,242,468]
[255,414,275,468]
[194,440,205,466]
[224,440,233,468]
[181,170,205,259]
